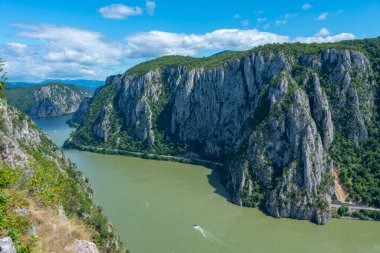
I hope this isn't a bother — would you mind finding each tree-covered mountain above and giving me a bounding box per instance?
[7,79,104,90]
[4,82,90,118]
[65,37,380,224]
[40,79,104,90]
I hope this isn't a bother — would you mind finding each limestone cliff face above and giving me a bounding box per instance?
[0,100,69,169]
[29,84,90,118]
[68,47,375,224]
[0,100,125,252]
[68,97,92,126]
[5,83,90,118]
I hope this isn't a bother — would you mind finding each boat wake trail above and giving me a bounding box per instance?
[193,224,230,251]
[193,224,207,238]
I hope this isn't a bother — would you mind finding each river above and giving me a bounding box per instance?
[35,115,380,253]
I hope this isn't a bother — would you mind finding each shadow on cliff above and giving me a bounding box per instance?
[207,168,233,202]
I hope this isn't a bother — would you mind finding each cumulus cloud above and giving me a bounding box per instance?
[295,33,355,43]
[99,4,143,19]
[257,18,267,22]
[2,24,125,81]
[6,42,27,52]
[302,3,312,10]
[124,29,290,58]
[1,24,356,81]
[14,24,123,65]
[317,12,329,20]
[146,1,156,16]
[233,14,241,19]
[315,28,331,36]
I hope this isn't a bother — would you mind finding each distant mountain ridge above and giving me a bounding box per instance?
[5,82,90,118]
[40,79,104,89]
[7,79,104,90]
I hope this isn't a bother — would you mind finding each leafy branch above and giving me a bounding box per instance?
[0,59,8,97]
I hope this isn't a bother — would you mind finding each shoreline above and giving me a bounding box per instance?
[63,142,224,170]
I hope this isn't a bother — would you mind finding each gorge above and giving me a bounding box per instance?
[65,38,380,225]
[37,114,380,253]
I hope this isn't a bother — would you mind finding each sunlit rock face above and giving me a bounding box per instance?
[69,47,375,224]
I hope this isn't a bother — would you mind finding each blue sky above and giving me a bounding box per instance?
[1,0,379,82]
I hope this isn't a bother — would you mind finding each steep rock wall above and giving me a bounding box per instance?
[68,47,375,224]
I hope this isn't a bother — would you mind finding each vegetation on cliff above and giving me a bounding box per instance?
[0,78,126,253]
[66,38,380,223]
[4,82,90,118]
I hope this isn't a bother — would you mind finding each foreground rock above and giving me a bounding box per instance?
[65,240,100,253]
[0,237,16,253]
[0,99,125,252]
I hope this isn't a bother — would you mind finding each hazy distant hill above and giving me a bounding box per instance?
[5,82,90,118]
[40,79,104,89]
[7,79,104,90]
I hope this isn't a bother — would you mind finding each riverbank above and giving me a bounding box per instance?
[63,141,224,169]
[331,201,380,221]
[63,141,380,223]
[35,115,380,253]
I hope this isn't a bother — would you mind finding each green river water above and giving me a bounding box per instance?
[35,116,380,253]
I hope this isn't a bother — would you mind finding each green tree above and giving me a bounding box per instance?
[0,59,7,97]
[337,205,350,216]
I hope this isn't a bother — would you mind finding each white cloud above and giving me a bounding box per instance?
[302,3,312,10]
[257,18,267,22]
[276,13,297,26]
[6,42,27,52]
[146,1,156,16]
[263,24,270,30]
[125,29,356,58]
[14,24,123,65]
[99,4,143,19]
[295,33,355,43]
[2,24,125,81]
[124,29,290,58]
[1,24,356,81]
[317,12,329,21]
[276,19,287,25]
[315,28,331,36]
[241,20,250,27]
[233,14,241,19]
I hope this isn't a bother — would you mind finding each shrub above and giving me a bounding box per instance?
[337,205,350,216]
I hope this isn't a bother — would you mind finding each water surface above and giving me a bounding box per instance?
[35,116,380,253]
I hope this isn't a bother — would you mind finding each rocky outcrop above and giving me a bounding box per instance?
[68,45,376,224]
[29,84,90,118]
[5,82,90,118]
[0,100,125,252]
[67,97,91,126]
[0,237,16,253]
[93,103,113,142]
[0,100,70,169]
[65,240,100,253]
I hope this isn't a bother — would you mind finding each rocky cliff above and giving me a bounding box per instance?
[0,99,126,252]
[66,39,380,224]
[5,82,90,118]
